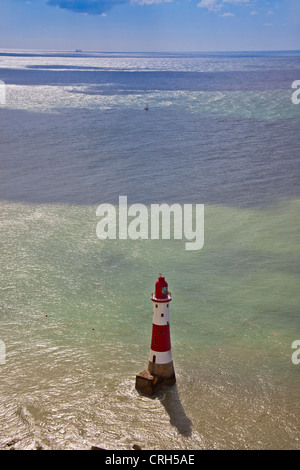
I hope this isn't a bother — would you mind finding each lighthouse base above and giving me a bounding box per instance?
[135,366,176,396]
[148,359,175,380]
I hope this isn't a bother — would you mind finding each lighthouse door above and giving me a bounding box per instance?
[152,355,156,363]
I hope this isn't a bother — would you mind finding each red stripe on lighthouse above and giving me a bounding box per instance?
[150,324,171,352]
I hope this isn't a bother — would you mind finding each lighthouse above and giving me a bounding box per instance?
[135,275,176,395]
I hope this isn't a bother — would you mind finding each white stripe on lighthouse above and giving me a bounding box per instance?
[149,349,173,365]
[152,302,170,325]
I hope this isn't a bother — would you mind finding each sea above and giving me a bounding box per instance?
[0,50,300,450]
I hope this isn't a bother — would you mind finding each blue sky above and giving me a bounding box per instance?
[0,0,299,51]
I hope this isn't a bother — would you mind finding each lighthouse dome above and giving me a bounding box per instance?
[155,275,168,299]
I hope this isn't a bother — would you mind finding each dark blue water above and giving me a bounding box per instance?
[0,107,299,207]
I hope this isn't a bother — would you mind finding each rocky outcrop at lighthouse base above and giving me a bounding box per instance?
[135,369,176,396]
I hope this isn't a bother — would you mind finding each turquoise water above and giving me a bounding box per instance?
[1,199,299,449]
[0,50,300,449]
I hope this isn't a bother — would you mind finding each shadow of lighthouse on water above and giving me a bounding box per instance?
[157,385,193,438]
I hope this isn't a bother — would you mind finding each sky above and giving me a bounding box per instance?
[0,0,299,51]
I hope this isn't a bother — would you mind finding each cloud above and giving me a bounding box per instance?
[46,0,128,15]
[46,0,171,14]
[220,12,235,16]
[197,0,221,11]
[223,0,250,3]
[132,0,172,4]
[197,0,251,11]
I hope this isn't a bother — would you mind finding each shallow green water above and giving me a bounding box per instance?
[1,199,299,449]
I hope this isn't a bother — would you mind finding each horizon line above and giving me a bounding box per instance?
[0,48,300,54]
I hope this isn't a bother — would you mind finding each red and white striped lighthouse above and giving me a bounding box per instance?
[135,275,176,395]
[148,275,175,379]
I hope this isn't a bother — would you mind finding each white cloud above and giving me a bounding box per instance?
[249,10,258,15]
[197,0,218,10]
[197,0,221,11]
[223,0,250,3]
[220,12,235,16]
[132,0,172,4]
[197,0,251,12]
